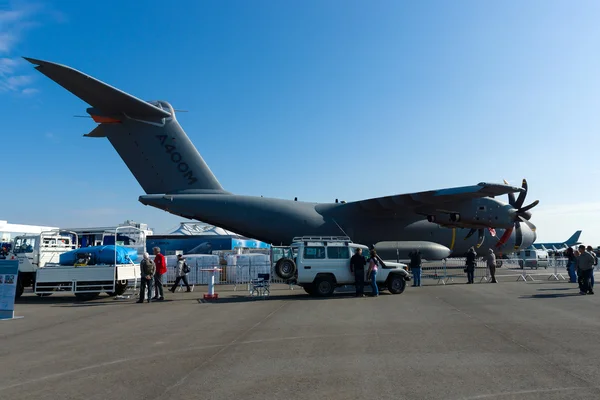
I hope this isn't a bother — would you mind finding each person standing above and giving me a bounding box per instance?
[170,254,192,293]
[137,252,156,303]
[466,247,477,284]
[350,248,367,297]
[367,249,380,297]
[586,246,597,294]
[565,247,578,283]
[152,247,167,301]
[408,249,422,287]
[576,245,595,295]
[486,249,498,283]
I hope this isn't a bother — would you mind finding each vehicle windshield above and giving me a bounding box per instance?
[14,237,36,253]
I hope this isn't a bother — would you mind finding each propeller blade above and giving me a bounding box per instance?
[496,227,513,248]
[514,178,528,209]
[464,228,477,240]
[503,179,516,206]
[476,228,485,248]
[518,216,537,232]
[514,221,523,250]
[519,200,539,214]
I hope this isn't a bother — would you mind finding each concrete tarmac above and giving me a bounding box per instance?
[1,280,599,400]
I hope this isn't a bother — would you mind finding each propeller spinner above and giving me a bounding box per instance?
[495,179,539,250]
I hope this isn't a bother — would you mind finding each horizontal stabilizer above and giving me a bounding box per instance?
[23,57,171,119]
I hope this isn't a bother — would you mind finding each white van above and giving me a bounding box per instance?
[515,248,549,269]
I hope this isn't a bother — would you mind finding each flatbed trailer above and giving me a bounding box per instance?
[34,263,140,301]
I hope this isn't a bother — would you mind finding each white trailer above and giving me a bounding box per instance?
[34,262,140,301]
[11,227,144,300]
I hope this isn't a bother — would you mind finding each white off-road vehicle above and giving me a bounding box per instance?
[273,236,410,297]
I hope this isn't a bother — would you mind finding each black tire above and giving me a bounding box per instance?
[387,274,407,294]
[302,284,316,296]
[106,281,128,297]
[275,258,296,280]
[313,276,335,297]
[74,292,101,301]
[15,276,24,299]
[496,260,503,268]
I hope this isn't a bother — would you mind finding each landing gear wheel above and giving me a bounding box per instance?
[313,276,335,297]
[106,281,128,296]
[275,258,296,280]
[75,292,101,301]
[387,274,407,294]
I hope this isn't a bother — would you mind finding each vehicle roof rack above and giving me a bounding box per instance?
[291,236,352,243]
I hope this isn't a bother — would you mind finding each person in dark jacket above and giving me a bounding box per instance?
[350,248,367,297]
[137,252,156,303]
[586,246,597,293]
[465,247,477,284]
[408,249,422,287]
[565,247,577,283]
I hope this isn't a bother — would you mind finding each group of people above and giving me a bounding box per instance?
[137,246,193,303]
[565,245,597,295]
[349,248,382,297]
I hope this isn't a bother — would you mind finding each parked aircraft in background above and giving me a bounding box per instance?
[530,230,582,253]
[27,57,539,261]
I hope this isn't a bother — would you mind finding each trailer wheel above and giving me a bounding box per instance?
[106,281,128,297]
[75,292,100,301]
[15,276,24,299]
[275,258,296,280]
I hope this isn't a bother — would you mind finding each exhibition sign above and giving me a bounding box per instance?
[0,259,19,320]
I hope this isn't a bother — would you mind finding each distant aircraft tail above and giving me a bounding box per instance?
[566,230,582,245]
[25,57,227,195]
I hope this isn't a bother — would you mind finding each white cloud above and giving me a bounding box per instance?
[21,87,38,95]
[0,3,65,96]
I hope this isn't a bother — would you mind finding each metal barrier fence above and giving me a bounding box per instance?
[163,262,289,291]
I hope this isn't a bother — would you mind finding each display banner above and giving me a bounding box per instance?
[0,260,19,320]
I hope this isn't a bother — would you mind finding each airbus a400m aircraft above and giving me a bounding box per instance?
[26,58,539,260]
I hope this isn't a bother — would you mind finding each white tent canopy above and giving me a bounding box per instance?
[167,222,242,237]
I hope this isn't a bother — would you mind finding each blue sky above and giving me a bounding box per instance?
[1,0,599,244]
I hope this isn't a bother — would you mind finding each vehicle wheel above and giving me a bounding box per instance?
[302,284,316,296]
[313,276,335,297]
[106,281,128,296]
[275,258,296,280]
[496,260,503,268]
[15,277,24,299]
[75,292,100,301]
[387,274,406,294]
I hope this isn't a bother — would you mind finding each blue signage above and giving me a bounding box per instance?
[0,260,19,320]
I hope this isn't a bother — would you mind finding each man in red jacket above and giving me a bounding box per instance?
[152,246,167,301]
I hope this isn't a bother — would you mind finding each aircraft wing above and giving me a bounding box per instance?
[342,182,524,215]
[24,57,170,119]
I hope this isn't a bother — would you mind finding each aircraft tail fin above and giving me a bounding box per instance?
[566,230,582,245]
[26,57,226,195]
